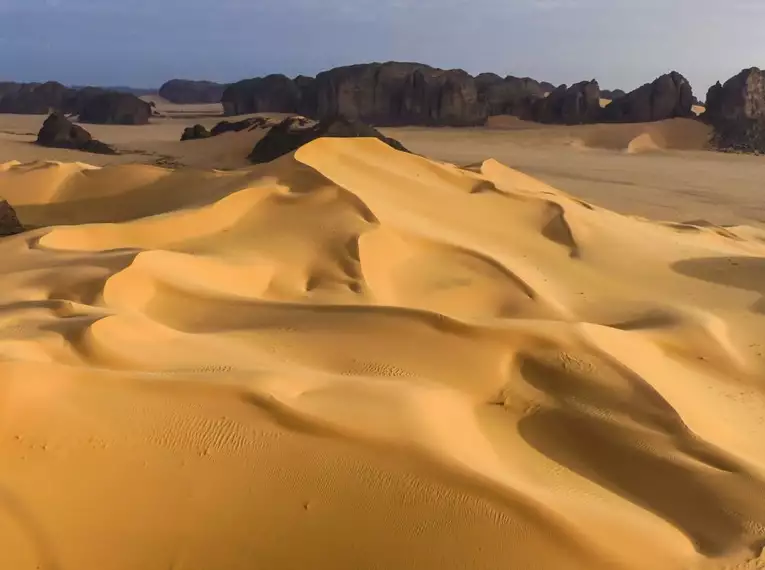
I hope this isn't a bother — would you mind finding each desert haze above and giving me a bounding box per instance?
[0,97,765,569]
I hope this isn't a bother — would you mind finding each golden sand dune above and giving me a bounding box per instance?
[0,139,764,569]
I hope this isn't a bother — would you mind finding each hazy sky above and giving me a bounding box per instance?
[0,0,762,97]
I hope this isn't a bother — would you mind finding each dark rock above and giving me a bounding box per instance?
[36,112,117,154]
[312,62,486,126]
[600,72,694,123]
[249,115,408,164]
[702,68,765,153]
[0,81,75,114]
[0,200,24,237]
[529,80,601,124]
[210,116,279,136]
[476,74,548,116]
[159,79,226,104]
[180,116,282,141]
[181,124,211,141]
[601,89,626,100]
[222,75,303,116]
[540,82,556,94]
[78,92,152,125]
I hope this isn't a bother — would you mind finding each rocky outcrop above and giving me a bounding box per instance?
[224,62,486,126]
[702,68,765,153]
[222,75,302,116]
[180,116,282,141]
[601,89,626,100]
[181,124,212,141]
[159,79,226,104]
[600,72,694,123]
[312,62,486,126]
[36,112,117,154]
[0,81,75,114]
[528,80,601,124]
[249,116,408,164]
[78,92,152,125]
[0,201,24,237]
[476,73,548,116]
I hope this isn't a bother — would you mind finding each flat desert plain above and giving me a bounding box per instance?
[0,103,764,570]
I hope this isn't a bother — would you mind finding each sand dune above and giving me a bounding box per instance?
[0,138,763,569]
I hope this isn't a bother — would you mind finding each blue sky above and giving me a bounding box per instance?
[0,0,762,98]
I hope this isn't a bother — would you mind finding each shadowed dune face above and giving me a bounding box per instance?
[0,139,764,569]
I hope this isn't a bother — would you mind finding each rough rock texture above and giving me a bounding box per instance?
[79,92,152,125]
[159,80,226,104]
[249,116,409,164]
[0,81,75,114]
[224,62,486,126]
[222,75,302,116]
[0,201,23,237]
[702,68,765,153]
[36,112,117,154]
[529,80,601,124]
[601,89,626,100]
[476,74,548,116]
[601,72,694,123]
[181,124,212,141]
[180,116,283,141]
[312,62,486,126]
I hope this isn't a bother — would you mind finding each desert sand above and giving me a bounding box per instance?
[0,110,765,569]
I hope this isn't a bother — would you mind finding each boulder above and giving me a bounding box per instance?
[476,73,548,116]
[0,200,24,237]
[222,75,302,116]
[600,71,694,122]
[312,62,486,126]
[529,80,601,124]
[702,68,765,153]
[78,92,152,125]
[36,112,117,154]
[180,124,212,141]
[249,115,408,164]
[159,79,226,104]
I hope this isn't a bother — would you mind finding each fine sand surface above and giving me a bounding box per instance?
[0,136,764,569]
[3,110,764,228]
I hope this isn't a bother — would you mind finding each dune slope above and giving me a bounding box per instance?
[0,140,764,569]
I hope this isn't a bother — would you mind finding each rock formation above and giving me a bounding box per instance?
[0,81,74,114]
[249,116,408,164]
[601,89,626,100]
[36,112,117,154]
[476,74,548,116]
[159,80,226,104]
[78,92,152,125]
[600,72,694,123]
[224,62,486,126]
[529,80,601,124]
[0,201,24,237]
[180,116,282,141]
[311,62,486,126]
[222,75,303,116]
[181,124,212,141]
[702,67,765,153]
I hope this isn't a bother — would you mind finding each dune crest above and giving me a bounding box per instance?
[0,139,764,569]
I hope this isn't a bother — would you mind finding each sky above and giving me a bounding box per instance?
[0,0,762,97]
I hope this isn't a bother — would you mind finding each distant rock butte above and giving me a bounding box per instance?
[601,72,694,123]
[159,79,227,104]
[78,93,152,125]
